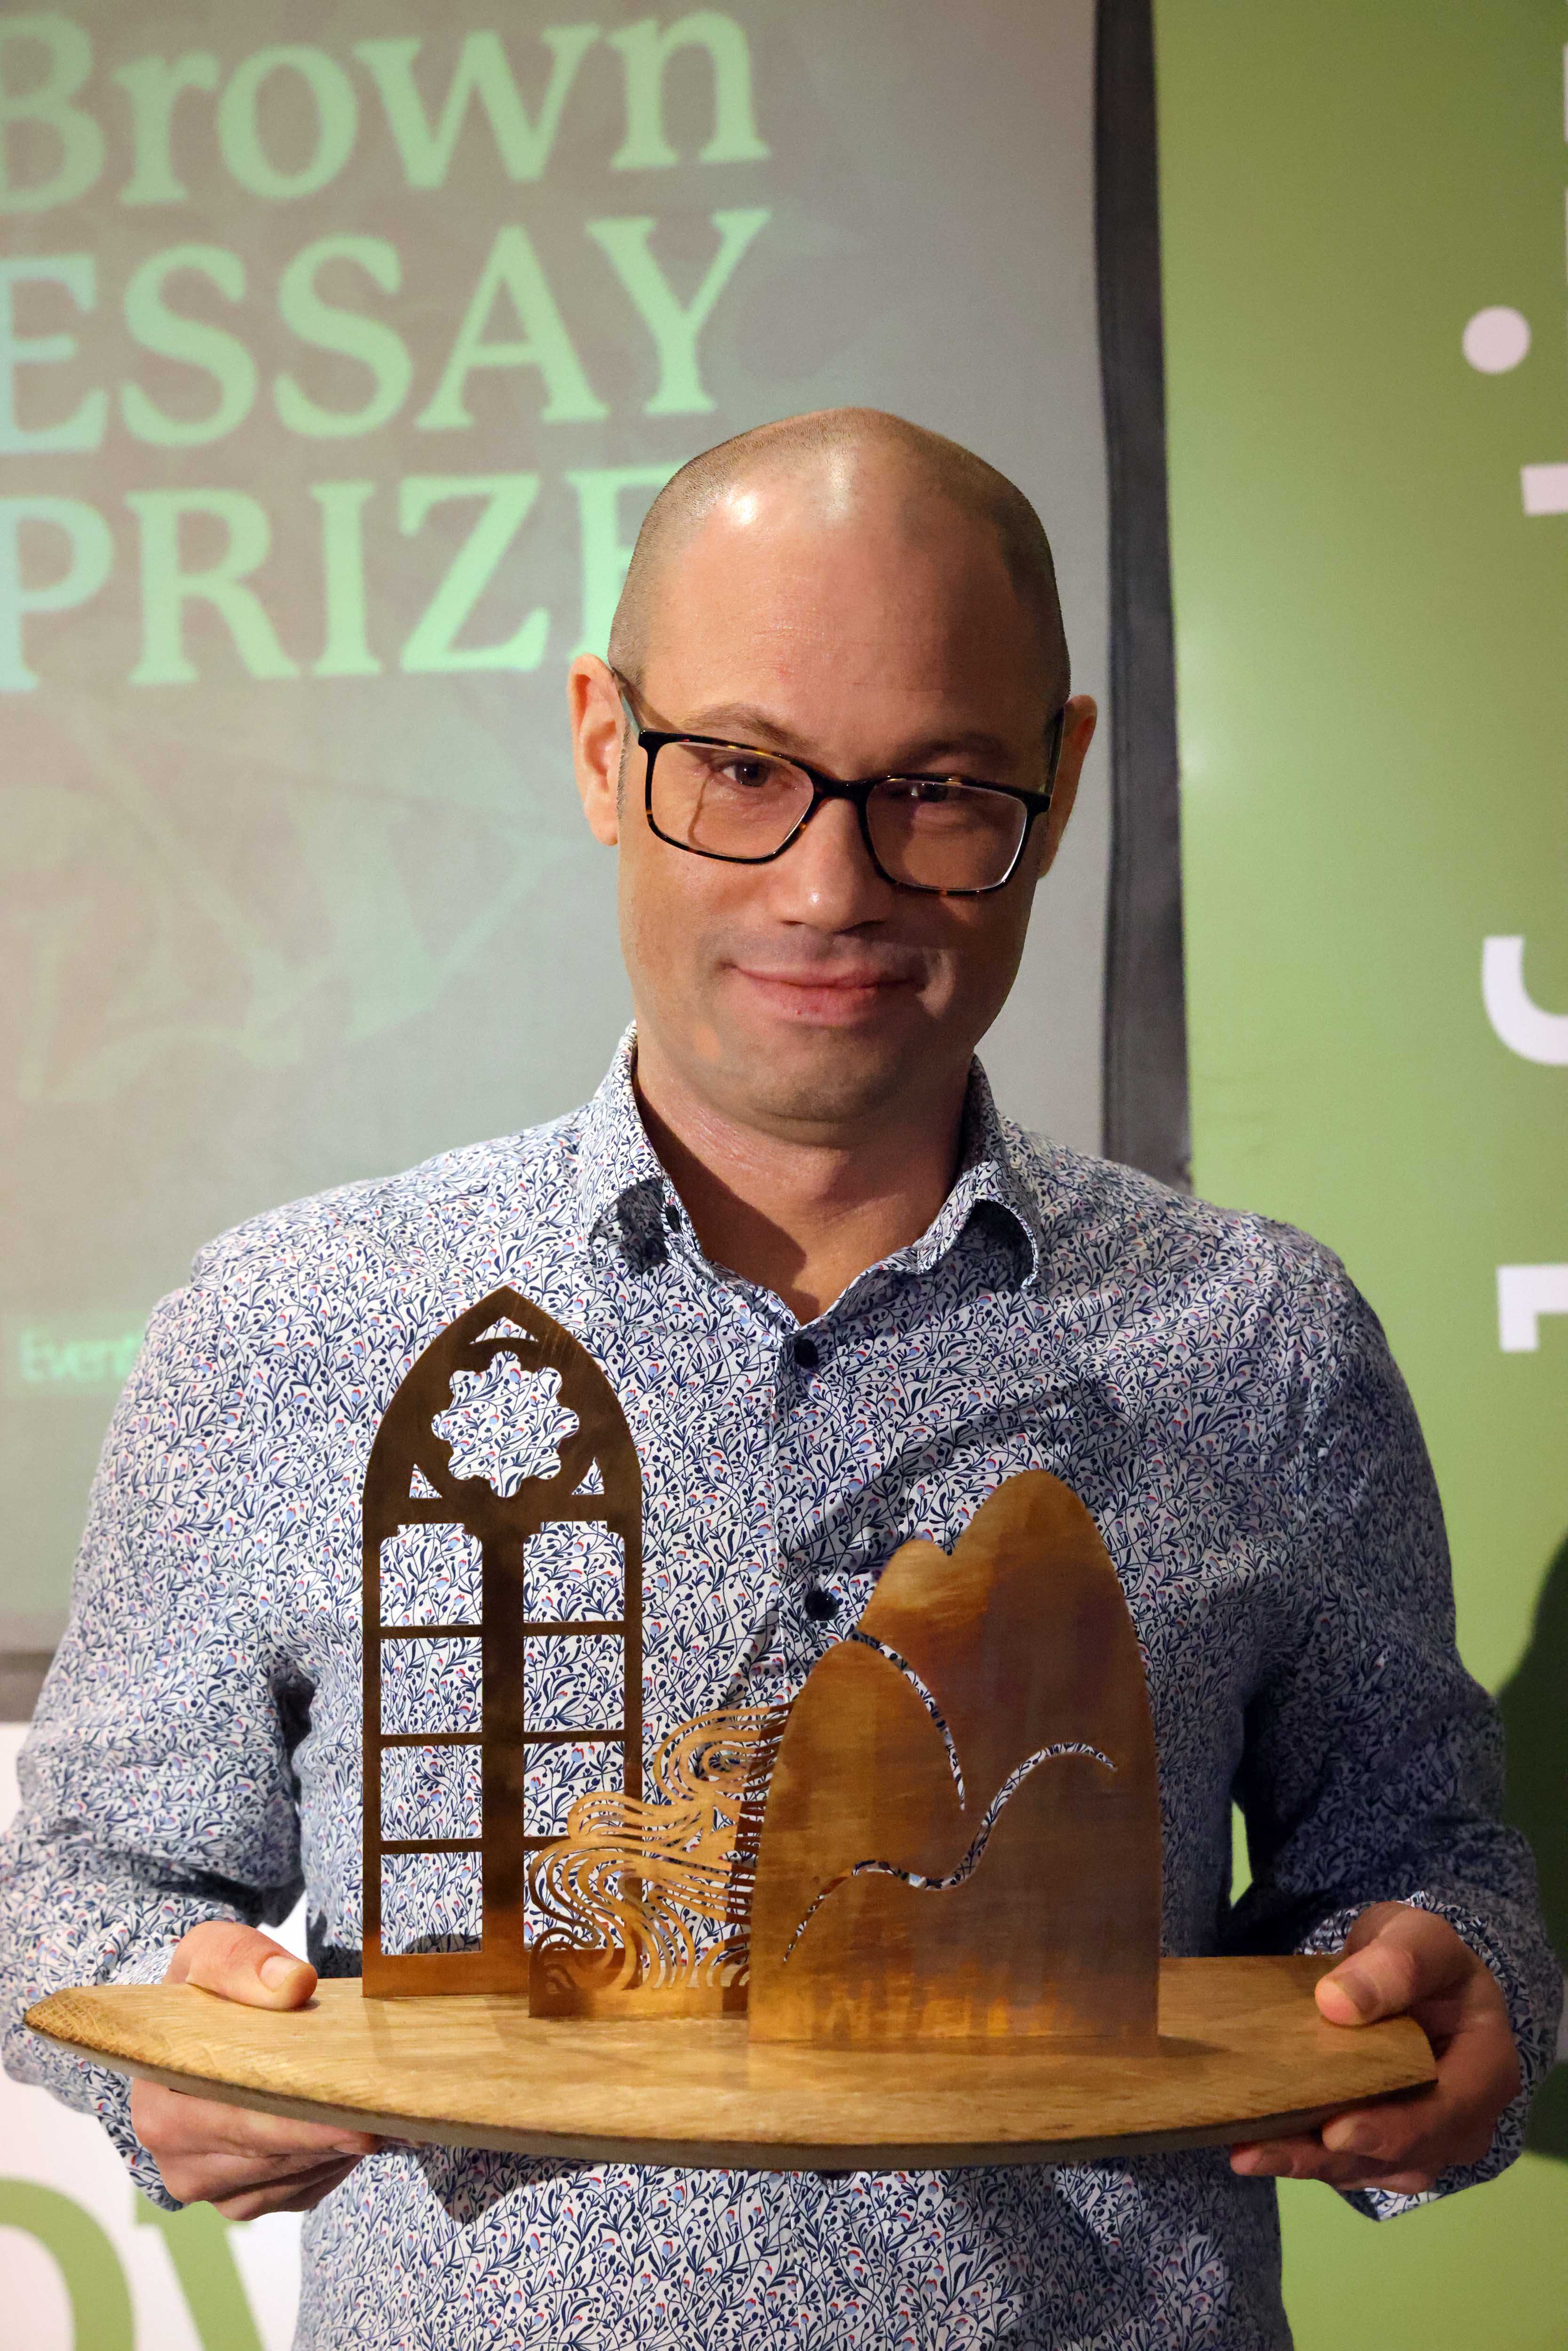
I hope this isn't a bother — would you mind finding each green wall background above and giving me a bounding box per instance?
[1155,3,1568,2343]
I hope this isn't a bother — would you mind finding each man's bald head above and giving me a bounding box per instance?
[608,408,1070,711]
[570,405,1099,1155]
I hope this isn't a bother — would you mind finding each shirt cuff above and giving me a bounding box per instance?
[8,1894,253,2213]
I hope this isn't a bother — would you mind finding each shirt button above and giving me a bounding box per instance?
[803,1586,840,1622]
[791,1334,819,1370]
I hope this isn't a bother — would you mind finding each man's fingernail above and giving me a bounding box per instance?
[1324,1969,1374,2018]
[259,1953,298,1988]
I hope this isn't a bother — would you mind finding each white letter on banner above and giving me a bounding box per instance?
[127,488,298,684]
[1498,1266,1568,1353]
[311,480,380,677]
[417,227,607,428]
[608,14,769,169]
[0,14,104,213]
[0,497,113,690]
[122,245,256,447]
[355,29,599,189]
[0,255,106,452]
[113,53,219,205]
[587,208,768,414]
[218,47,357,200]
[398,474,548,671]
[1521,464,1568,517]
[276,236,411,438]
[1481,936,1568,1064]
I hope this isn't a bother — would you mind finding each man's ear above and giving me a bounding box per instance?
[568,655,625,847]
[1034,694,1096,878]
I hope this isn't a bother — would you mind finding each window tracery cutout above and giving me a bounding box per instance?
[361,1286,643,1996]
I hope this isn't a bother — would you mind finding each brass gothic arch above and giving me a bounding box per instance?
[361,1287,643,1996]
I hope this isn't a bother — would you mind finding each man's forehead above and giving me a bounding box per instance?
[672,456,1008,568]
[610,409,1071,711]
[638,520,1052,753]
[648,481,1032,667]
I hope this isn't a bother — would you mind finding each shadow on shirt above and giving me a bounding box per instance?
[1497,1526,1568,2163]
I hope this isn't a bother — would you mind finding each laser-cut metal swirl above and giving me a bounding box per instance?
[528,1704,790,1996]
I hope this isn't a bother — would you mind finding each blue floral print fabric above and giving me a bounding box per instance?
[1,1032,1558,2350]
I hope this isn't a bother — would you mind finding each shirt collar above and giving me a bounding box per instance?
[905,1056,1047,1285]
[575,1026,668,1243]
[573,1025,1045,1284]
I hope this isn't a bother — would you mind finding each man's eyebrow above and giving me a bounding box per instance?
[676,701,802,743]
[674,703,1021,773]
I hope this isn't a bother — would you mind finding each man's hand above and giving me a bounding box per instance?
[129,1921,389,2220]
[1229,1903,1522,2196]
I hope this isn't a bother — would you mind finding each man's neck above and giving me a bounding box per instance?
[631,1043,969,1324]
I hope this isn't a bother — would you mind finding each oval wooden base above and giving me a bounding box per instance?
[27,1956,1434,2172]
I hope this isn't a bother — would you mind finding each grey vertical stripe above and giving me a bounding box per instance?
[1096,0,1191,1187]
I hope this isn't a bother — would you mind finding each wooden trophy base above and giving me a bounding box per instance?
[27,1955,1434,2172]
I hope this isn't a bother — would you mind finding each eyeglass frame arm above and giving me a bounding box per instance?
[613,679,1066,898]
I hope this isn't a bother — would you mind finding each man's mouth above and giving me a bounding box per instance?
[726,964,919,1024]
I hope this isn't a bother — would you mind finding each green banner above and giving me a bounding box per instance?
[1156,2,1568,2343]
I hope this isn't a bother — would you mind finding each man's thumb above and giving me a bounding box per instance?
[166,1919,316,2009]
[1316,1959,1382,2025]
[1315,1914,1432,2027]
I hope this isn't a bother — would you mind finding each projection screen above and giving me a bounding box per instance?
[0,1,1181,1666]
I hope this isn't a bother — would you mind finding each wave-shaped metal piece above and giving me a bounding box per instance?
[780,1743,1116,1964]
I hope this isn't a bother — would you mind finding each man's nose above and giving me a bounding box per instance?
[769,793,894,926]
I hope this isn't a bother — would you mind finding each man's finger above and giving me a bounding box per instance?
[166,1919,317,2010]
[132,2078,380,2165]
[160,2146,363,2208]
[1319,2065,1508,2172]
[1231,2133,1437,2193]
[1317,2091,1434,2169]
[1237,2083,1454,2181]
[1231,2132,1389,2186]
[1231,2132,1331,2180]
[209,2157,365,2222]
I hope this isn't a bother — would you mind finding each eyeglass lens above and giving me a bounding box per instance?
[649,740,1030,891]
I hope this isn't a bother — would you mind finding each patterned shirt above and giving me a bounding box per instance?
[1,1033,1558,2351]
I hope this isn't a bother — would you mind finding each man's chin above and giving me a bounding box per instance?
[703,1018,931,1132]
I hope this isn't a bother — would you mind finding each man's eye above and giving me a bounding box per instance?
[885,779,971,813]
[884,779,957,805]
[717,757,777,790]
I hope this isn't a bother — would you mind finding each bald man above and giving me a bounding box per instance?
[2,411,1558,2351]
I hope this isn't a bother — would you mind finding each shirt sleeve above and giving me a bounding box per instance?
[1223,1235,1563,2216]
[0,1265,307,2210]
